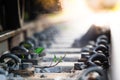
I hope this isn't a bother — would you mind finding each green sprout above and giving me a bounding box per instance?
[22,54,25,59]
[23,43,32,49]
[59,56,63,62]
[34,47,44,54]
[53,55,63,62]
[53,55,57,62]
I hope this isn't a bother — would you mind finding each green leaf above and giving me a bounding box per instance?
[53,55,57,62]
[22,54,24,59]
[34,47,44,54]
[23,43,32,49]
[59,56,62,62]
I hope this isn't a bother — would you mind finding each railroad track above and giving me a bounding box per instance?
[21,26,83,80]
[3,24,110,80]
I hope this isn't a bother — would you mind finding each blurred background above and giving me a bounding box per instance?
[0,0,120,80]
[0,0,120,32]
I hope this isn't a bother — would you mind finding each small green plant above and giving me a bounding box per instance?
[22,54,25,59]
[59,56,63,62]
[34,47,66,68]
[23,43,32,49]
[53,55,57,62]
[53,55,63,62]
[43,54,66,68]
[34,47,44,54]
